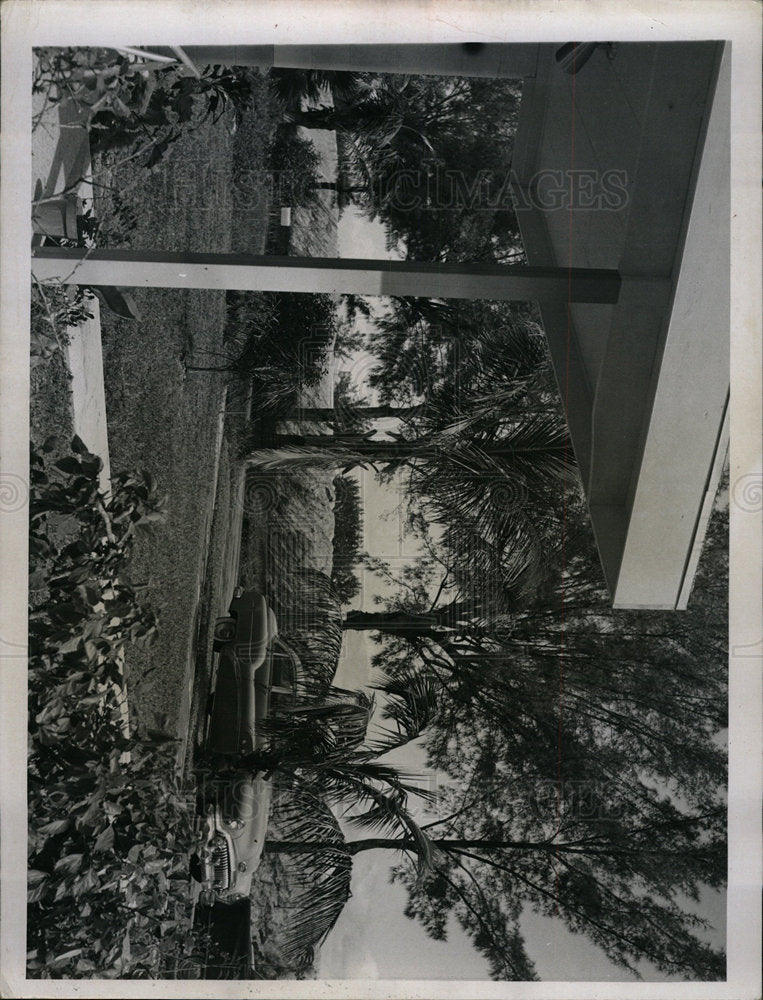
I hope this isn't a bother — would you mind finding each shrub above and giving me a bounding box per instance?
[267,568,344,692]
[27,437,214,979]
[30,284,94,370]
[34,48,254,170]
[222,290,338,419]
[266,125,322,206]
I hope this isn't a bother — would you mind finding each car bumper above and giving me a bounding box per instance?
[201,777,272,900]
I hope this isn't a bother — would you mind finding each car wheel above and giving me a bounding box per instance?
[213,616,236,649]
[189,852,204,883]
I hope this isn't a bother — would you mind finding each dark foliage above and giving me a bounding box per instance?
[267,567,345,691]
[210,291,338,418]
[266,124,322,204]
[322,74,524,263]
[34,48,255,170]
[331,474,363,604]
[360,493,728,980]
[27,437,216,978]
[30,283,94,369]
[259,785,352,967]
[186,291,338,418]
[268,68,365,112]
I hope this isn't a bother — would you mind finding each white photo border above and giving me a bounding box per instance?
[1,1,760,997]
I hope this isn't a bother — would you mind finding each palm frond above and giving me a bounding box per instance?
[314,759,436,874]
[346,797,435,875]
[368,667,441,753]
[269,68,369,110]
[312,757,437,804]
[245,445,374,471]
[268,784,353,961]
[264,567,344,690]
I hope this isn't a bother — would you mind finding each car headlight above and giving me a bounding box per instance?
[222,816,245,830]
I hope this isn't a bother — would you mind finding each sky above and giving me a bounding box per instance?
[318,442,727,983]
[311,199,728,983]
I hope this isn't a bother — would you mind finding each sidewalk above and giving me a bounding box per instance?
[33,86,126,730]
[33,90,113,490]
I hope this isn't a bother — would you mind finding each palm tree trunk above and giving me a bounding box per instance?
[184,363,234,373]
[256,433,569,462]
[264,836,584,858]
[286,107,345,131]
[342,837,557,854]
[288,404,426,422]
[309,181,368,195]
[265,836,710,859]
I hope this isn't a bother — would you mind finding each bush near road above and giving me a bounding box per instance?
[27,438,219,979]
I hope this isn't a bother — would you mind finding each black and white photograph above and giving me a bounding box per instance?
[1,1,761,996]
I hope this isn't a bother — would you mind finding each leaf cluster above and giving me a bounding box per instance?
[30,284,94,370]
[327,74,523,262]
[364,507,728,980]
[28,438,216,978]
[35,48,255,170]
[212,290,339,416]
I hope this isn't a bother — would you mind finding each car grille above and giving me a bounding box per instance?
[209,834,231,891]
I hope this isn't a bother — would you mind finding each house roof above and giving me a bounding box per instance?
[512,41,730,609]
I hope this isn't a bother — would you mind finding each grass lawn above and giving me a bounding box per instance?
[29,67,345,977]
[29,350,74,449]
[91,73,279,736]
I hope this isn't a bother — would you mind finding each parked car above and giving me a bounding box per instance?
[198,588,300,901]
[196,588,373,901]
[206,588,298,756]
[199,773,273,901]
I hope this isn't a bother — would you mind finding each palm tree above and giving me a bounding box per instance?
[211,606,726,982]
[283,75,494,216]
[260,728,725,982]
[245,415,573,606]
[271,69,523,261]
[197,678,440,969]
[329,75,523,262]
[283,74,454,143]
[268,68,366,112]
[203,685,438,865]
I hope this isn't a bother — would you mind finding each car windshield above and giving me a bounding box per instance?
[269,640,297,711]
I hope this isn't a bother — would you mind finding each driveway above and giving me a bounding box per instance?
[177,451,248,775]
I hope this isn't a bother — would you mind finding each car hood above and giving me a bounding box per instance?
[205,776,273,900]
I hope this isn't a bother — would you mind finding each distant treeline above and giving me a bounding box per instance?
[331,474,363,605]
